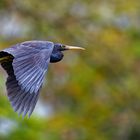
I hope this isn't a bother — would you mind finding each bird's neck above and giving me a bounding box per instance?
[50,53,63,63]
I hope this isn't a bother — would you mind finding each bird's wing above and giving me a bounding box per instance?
[6,74,40,117]
[2,41,54,117]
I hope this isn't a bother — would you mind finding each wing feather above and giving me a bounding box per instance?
[0,41,54,117]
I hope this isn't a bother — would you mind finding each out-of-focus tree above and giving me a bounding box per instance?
[0,0,140,140]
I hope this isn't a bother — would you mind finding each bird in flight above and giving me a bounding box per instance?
[0,41,85,117]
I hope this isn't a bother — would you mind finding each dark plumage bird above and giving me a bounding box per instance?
[0,40,85,117]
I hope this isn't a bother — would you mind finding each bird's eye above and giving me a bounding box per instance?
[54,43,66,51]
[61,45,65,48]
[59,45,66,51]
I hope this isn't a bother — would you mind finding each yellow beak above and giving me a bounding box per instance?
[64,45,85,51]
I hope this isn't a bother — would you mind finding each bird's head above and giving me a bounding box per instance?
[50,43,85,63]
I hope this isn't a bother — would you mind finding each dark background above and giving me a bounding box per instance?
[0,0,140,140]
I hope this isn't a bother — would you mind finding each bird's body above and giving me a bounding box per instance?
[0,40,84,117]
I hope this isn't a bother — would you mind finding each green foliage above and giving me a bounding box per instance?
[0,0,140,140]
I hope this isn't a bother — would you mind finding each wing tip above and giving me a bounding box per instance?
[7,75,39,118]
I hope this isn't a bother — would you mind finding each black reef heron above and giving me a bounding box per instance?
[0,41,85,117]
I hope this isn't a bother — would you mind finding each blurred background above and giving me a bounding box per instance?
[0,0,140,140]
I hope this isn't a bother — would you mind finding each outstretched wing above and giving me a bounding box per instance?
[2,41,54,117]
[6,74,40,117]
